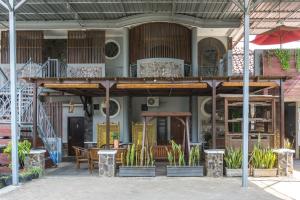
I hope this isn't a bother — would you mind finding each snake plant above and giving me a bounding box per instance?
[224,147,242,169]
[251,146,276,169]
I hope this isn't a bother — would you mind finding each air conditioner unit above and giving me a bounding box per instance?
[147,97,159,107]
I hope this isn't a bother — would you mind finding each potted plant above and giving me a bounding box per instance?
[112,132,120,149]
[3,140,31,169]
[224,147,243,177]
[29,166,43,179]
[166,140,203,177]
[251,145,277,177]
[119,144,155,177]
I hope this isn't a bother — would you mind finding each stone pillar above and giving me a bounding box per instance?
[273,149,295,176]
[204,149,225,177]
[98,150,117,177]
[24,149,46,174]
[122,96,130,143]
[123,27,129,77]
[191,27,198,76]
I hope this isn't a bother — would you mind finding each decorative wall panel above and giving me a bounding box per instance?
[1,31,43,64]
[129,23,191,64]
[67,30,105,64]
[137,58,184,77]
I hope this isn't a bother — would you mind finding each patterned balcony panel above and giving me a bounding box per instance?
[67,64,105,78]
[137,58,184,78]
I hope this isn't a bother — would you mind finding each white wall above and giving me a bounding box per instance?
[92,97,124,142]
[131,97,190,123]
[198,36,228,50]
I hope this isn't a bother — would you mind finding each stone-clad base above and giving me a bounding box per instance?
[24,149,46,174]
[204,149,225,177]
[98,150,117,177]
[273,149,295,176]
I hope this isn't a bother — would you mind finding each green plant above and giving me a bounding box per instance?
[296,49,300,72]
[188,146,201,166]
[284,138,294,149]
[224,147,242,169]
[4,140,31,168]
[165,146,173,165]
[123,144,155,167]
[251,146,276,169]
[29,166,42,178]
[274,49,291,71]
[111,132,119,140]
[178,145,185,166]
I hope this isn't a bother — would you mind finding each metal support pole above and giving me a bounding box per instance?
[105,81,110,149]
[32,83,38,148]
[8,0,19,185]
[242,0,250,188]
[212,80,217,149]
[280,79,285,147]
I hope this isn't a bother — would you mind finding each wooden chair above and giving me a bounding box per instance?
[72,146,88,169]
[115,148,127,167]
[88,148,100,173]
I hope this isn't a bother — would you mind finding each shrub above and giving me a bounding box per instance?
[224,147,242,169]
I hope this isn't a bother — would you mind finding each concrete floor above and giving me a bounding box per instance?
[0,162,283,200]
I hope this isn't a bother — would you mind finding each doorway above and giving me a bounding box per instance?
[285,102,296,148]
[170,117,185,145]
[68,117,84,156]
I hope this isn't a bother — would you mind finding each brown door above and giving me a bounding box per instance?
[68,117,84,156]
[170,117,185,145]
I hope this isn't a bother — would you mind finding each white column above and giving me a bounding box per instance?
[9,0,19,185]
[191,27,198,76]
[123,27,129,77]
[242,0,250,188]
[296,102,300,159]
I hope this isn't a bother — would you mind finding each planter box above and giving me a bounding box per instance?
[167,166,204,177]
[119,166,155,177]
[253,168,277,177]
[225,168,242,177]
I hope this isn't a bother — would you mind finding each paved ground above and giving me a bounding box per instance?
[250,160,300,200]
[0,162,282,200]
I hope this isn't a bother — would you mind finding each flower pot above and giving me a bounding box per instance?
[119,166,156,177]
[253,168,277,177]
[225,168,249,177]
[167,166,204,177]
[113,140,119,149]
[4,176,12,186]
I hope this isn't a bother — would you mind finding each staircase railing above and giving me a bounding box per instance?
[0,58,62,164]
[37,99,59,164]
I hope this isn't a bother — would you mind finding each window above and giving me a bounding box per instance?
[105,40,120,59]
[101,98,120,118]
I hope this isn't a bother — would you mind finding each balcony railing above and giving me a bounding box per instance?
[130,64,192,77]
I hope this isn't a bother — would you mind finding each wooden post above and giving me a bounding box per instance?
[212,80,217,149]
[280,79,285,147]
[32,82,38,148]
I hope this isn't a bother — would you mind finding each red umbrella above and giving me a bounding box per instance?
[251,25,300,45]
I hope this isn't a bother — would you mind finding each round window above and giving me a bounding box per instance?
[105,40,120,59]
[101,98,120,118]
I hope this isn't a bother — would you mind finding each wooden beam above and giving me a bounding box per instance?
[43,83,100,89]
[222,81,278,87]
[117,83,207,89]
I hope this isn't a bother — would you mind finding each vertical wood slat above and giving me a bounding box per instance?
[67,30,105,64]
[129,22,192,65]
[1,31,43,64]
